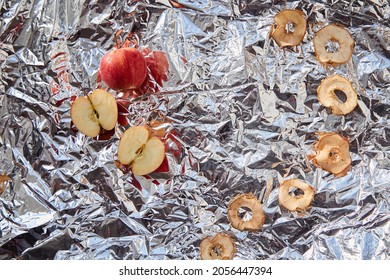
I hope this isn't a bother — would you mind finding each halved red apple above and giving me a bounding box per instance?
[117,126,165,176]
[70,89,118,137]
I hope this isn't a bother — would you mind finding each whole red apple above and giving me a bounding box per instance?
[99,47,147,90]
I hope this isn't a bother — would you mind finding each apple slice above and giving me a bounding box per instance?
[88,89,118,130]
[70,89,118,137]
[117,126,165,176]
[117,126,149,165]
[131,137,165,176]
[70,96,100,137]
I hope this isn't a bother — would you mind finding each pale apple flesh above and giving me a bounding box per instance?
[70,96,100,137]
[117,126,166,176]
[132,137,165,176]
[117,126,149,165]
[70,89,118,137]
[88,89,118,130]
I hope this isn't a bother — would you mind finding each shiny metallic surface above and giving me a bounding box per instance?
[0,0,389,260]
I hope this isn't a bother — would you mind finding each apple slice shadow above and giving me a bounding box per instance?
[114,155,170,190]
[115,155,170,176]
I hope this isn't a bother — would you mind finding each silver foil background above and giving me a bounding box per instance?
[0,0,389,260]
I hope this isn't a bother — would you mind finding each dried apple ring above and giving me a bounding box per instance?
[0,174,10,195]
[313,24,354,67]
[200,233,235,260]
[317,75,358,115]
[278,179,315,212]
[309,133,351,177]
[270,9,307,47]
[228,193,265,231]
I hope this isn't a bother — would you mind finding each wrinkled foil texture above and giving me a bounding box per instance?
[0,0,389,260]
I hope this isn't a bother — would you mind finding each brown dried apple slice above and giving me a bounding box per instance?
[317,75,358,115]
[308,133,351,177]
[270,9,307,48]
[0,174,10,195]
[278,179,315,212]
[313,24,354,67]
[200,233,235,260]
[228,193,265,231]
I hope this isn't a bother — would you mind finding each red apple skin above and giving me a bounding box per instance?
[142,48,169,87]
[100,48,147,90]
[138,48,169,94]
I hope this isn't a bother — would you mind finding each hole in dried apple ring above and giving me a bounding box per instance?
[328,147,341,162]
[238,206,253,221]
[210,244,223,258]
[288,187,305,197]
[325,39,340,53]
[334,89,347,103]
[285,22,296,33]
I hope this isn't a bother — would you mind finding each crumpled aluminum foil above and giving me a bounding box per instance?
[0,0,389,260]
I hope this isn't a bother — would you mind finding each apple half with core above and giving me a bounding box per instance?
[70,89,118,137]
[117,126,165,176]
[100,47,147,90]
